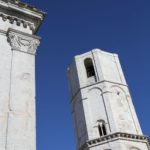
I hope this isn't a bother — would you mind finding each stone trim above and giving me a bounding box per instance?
[7,29,40,55]
[0,0,46,15]
[0,12,35,31]
[79,132,149,150]
[70,80,128,103]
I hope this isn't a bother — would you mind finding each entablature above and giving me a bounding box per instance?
[0,0,46,34]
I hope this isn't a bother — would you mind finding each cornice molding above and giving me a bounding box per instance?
[0,0,46,15]
[79,132,150,150]
[7,29,40,55]
[0,12,35,31]
[0,0,47,34]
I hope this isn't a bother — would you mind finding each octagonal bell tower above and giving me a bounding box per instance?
[67,49,150,150]
[0,0,46,150]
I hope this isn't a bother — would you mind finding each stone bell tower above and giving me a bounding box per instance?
[67,49,150,150]
[0,0,45,150]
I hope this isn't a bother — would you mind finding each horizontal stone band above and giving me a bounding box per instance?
[79,132,149,150]
[0,13,35,31]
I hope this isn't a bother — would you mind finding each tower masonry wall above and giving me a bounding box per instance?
[68,49,149,150]
[68,49,127,99]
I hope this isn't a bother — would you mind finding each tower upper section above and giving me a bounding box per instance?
[67,49,150,150]
[68,48,126,99]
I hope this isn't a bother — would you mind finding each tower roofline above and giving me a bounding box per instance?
[74,48,118,60]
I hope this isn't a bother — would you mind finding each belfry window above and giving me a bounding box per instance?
[98,121,107,137]
[84,58,95,78]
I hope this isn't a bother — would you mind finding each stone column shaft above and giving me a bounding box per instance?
[4,29,40,150]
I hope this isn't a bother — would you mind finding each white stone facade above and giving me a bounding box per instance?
[67,49,150,150]
[0,0,45,150]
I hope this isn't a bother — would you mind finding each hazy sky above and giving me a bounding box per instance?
[23,0,150,149]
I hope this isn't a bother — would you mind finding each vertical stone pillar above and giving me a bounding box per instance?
[5,29,40,150]
[0,0,45,150]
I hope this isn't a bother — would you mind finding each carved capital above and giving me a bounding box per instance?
[7,29,40,55]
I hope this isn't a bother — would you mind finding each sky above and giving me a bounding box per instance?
[23,0,150,149]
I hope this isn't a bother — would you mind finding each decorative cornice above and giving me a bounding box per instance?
[0,12,35,31]
[0,0,46,15]
[7,29,40,55]
[0,0,47,34]
[79,132,149,150]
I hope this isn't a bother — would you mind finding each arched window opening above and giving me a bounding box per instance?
[84,58,95,78]
[98,121,107,137]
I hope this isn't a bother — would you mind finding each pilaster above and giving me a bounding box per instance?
[3,29,40,150]
[0,0,45,149]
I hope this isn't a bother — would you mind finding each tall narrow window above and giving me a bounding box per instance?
[102,123,107,135]
[98,124,103,136]
[98,121,107,137]
[84,58,95,78]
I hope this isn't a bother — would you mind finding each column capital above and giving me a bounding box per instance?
[7,29,41,55]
